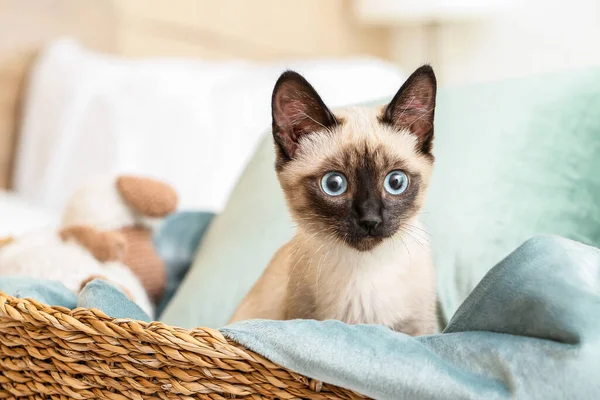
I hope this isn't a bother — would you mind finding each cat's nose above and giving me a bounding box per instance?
[359,216,381,231]
[357,198,382,232]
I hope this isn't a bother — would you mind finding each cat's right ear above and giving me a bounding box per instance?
[271,71,338,161]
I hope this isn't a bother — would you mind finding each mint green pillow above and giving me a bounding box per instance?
[423,68,600,321]
[161,68,600,329]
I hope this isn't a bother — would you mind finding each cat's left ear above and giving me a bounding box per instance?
[271,71,338,161]
[382,65,437,154]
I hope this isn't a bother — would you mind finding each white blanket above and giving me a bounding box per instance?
[14,39,406,213]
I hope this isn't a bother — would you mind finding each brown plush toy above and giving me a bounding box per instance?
[0,225,154,317]
[61,175,179,304]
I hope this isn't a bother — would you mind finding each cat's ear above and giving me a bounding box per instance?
[271,71,338,160]
[382,65,437,154]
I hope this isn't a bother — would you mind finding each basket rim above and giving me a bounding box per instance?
[0,291,366,399]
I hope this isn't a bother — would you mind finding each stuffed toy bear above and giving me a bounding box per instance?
[0,175,178,318]
[61,175,178,304]
[0,226,154,317]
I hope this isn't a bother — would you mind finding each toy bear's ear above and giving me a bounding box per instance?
[60,226,127,262]
[116,176,178,218]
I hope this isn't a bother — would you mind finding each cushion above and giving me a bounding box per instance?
[423,68,600,320]
[161,68,600,329]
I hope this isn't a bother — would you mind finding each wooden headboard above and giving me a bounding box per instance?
[0,0,390,189]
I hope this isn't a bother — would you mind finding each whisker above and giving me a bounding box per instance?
[398,236,411,258]
[401,223,431,237]
[400,224,431,244]
[401,228,428,249]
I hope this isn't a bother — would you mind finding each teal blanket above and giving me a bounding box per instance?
[222,235,600,399]
[0,277,151,321]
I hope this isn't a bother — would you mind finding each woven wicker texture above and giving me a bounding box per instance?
[0,293,366,399]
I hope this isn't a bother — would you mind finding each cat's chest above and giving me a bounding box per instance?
[312,253,417,327]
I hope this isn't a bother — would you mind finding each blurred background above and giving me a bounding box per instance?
[1,0,599,232]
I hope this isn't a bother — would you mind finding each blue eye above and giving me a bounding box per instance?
[321,172,348,196]
[384,170,408,195]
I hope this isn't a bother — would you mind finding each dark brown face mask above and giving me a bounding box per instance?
[270,66,437,252]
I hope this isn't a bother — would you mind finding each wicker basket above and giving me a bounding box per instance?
[0,293,366,399]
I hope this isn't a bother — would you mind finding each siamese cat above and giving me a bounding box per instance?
[230,65,438,335]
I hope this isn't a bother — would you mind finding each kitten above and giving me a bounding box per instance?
[230,66,438,335]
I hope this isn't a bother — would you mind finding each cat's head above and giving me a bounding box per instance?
[272,66,437,252]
